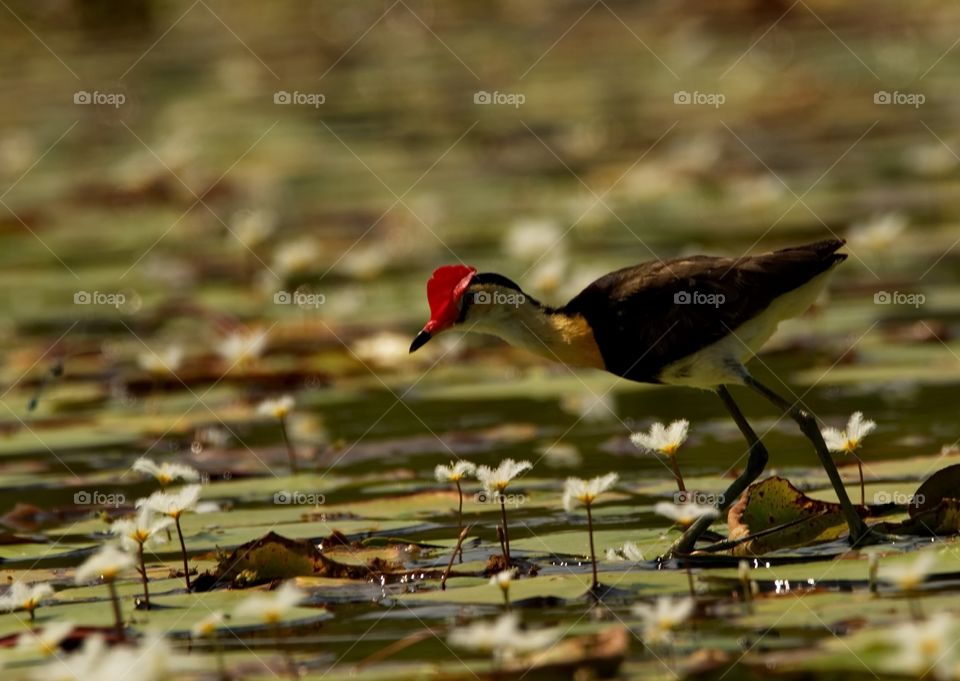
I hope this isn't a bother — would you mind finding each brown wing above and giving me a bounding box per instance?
[562,239,846,382]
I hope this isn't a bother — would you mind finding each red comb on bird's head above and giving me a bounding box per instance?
[424,264,477,333]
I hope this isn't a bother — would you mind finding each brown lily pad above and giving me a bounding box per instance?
[728,477,851,555]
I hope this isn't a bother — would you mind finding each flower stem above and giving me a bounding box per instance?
[137,542,151,609]
[857,459,865,507]
[499,495,511,565]
[455,480,464,564]
[586,503,599,592]
[280,418,298,475]
[107,578,125,642]
[214,635,227,681]
[175,515,191,590]
[670,457,686,492]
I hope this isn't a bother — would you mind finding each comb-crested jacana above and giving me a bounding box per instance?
[409,239,883,554]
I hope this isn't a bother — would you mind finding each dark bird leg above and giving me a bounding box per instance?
[670,385,769,555]
[743,374,877,545]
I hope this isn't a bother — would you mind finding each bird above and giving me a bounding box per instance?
[409,238,883,555]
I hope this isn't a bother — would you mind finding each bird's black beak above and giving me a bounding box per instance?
[409,329,431,353]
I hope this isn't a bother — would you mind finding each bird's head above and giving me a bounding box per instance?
[409,265,532,352]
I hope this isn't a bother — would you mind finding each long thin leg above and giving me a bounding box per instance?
[743,374,871,544]
[670,385,769,555]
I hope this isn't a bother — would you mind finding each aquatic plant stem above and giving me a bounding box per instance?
[441,526,471,591]
[857,459,865,507]
[455,480,464,563]
[280,418,298,475]
[670,458,686,493]
[107,578,125,642]
[499,494,511,564]
[586,504,599,591]
[137,542,151,609]
[175,515,191,590]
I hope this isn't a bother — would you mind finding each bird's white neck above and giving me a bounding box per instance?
[464,286,605,369]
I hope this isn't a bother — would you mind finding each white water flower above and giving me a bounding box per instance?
[95,632,186,681]
[273,237,319,275]
[887,612,954,679]
[435,460,477,483]
[448,613,559,661]
[503,218,562,260]
[654,501,718,527]
[234,581,304,624]
[822,412,876,454]
[132,457,200,486]
[880,551,936,592]
[476,459,532,494]
[231,208,276,249]
[75,545,135,583]
[192,611,226,638]
[139,484,203,520]
[848,213,908,253]
[352,332,410,367]
[490,569,516,592]
[632,596,695,645]
[18,621,73,656]
[562,473,618,512]
[257,395,295,420]
[631,420,690,457]
[32,634,104,681]
[137,345,184,374]
[605,542,644,562]
[339,246,388,280]
[217,328,269,366]
[110,505,173,551]
[0,581,54,615]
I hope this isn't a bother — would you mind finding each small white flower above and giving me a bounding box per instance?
[880,551,936,592]
[231,208,276,249]
[75,544,135,583]
[848,213,908,253]
[31,634,104,681]
[631,420,690,457]
[192,610,226,638]
[448,613,559,661]
[0,581,54,614]
[138,484,203,520]
[605,542,644,562]
[562,473,618,512]
[352,332,410,367]
[217,329,268,366]
[339,246,388,280]
[503,218,563,260]
[110,505,173,551]
[257,395,295,420]
[234,581,304,624]
[95,632,186,681]
[632,596,695,645]
[435,460,477,483]
[490,569,516,592]
[132,457,200,486]
[887,612,954,679]
[476,459,532,494]
[654,501,718,527]
[18,621,73,656]
[137,345,184,374]
[822,412,876,454]
[273,237,319,275]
